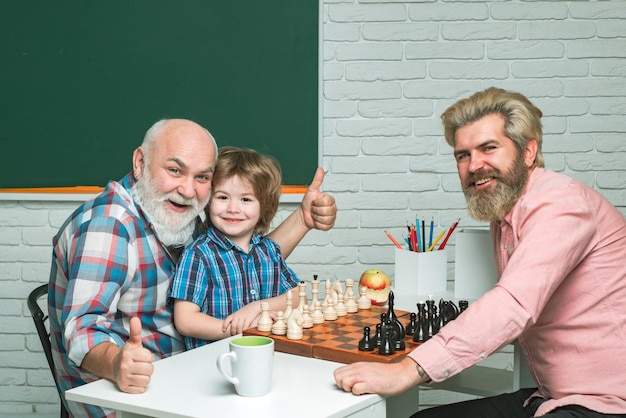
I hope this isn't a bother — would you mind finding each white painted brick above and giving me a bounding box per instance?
[328,4,407,23]
[0,262,21,281]
[564,79,626,97]
[0,246,50,263]
[409,155,457,174]
[323,62,344,81]
[589,97,626,115]
[409,191,467,211]
[323,137,360,156]
[441,174,463,193]
[488,40,565,59]
[362,23,438,42]
[20,263,51,284]
[346,62,427,81]
[518,21,597,40]
[596,134,626,152]
[0,227,20,245]
[336,42,404,61]
[0,369,26,385]
[568,152,626,171]
[568,39,626,59]
[543,135,594,154]
[597,172,626,189]
[361,136,438,156]
[337,192,410,210]
[429,61,509,80]
[324,100,356,118]
[324,80,403,100]
[0,299,22,315]
[512,60,589,78]
[491,2,568,20]
[362,173,440,192]
[288,245,356,265]
[408,3,489,21]
[324,22,361,42]
[601,189,626,207]
[358,99,432,118]
[336,118,413,137]
[331,156,407,174]
[570,2,626,19]
[21,227,56,246]
[405,81,483,100]
[442,22,516,41]
[406,41,484,60]
[533,98,589,117]
[598,20,626,38]
[570,116,626,134]
[0,206,47,227]
[0,334,25,351]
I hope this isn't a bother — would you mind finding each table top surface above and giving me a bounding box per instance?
[65,336,384,418]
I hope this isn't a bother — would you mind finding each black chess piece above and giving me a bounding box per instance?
[373,323,382,347]
[459,300,469,313]
[358,326,375,351]
[413,301,427,343]
[386,291,406,350]
[405,312,417,336]
[424,299,438,339]
[378,320,396,356]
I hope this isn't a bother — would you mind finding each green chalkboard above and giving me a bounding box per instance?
[0,1,319,188]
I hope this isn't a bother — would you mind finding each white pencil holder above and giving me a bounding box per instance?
[393,248,447,298]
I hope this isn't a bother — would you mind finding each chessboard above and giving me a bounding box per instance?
[244,306,421,364]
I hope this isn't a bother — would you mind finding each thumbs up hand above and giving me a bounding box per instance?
[114,317,154,393]
[301,167,337,231]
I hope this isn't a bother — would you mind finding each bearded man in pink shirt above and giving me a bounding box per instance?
[334,87,626,418]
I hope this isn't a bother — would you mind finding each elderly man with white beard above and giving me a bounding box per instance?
[49,118,337,418]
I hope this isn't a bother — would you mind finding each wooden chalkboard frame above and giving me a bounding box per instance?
[0,1,320,189]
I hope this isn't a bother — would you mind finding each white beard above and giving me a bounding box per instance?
[131,171,206,247]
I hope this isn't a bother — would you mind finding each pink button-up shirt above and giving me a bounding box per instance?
[409,168,626,416]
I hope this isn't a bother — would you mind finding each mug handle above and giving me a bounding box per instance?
[216,352,239,385]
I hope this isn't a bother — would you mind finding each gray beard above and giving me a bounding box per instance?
[463,154,529,223]
[131,175,203,247]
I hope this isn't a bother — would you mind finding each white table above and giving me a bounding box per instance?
[65,336,413,418]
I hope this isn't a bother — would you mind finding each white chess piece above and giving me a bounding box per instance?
[357,285,372,310]
[311,301,324,325]
[335,292,347,317]
[257,301,273,332]
[323,298,338,321]
[297,281,308,313]
[302,304,313,329]
[311,276,320,310]
[286,309,304,340]
[284,290,293,319]
[345,279,358,313]
[321,280,332,311]
[271,311,287,335]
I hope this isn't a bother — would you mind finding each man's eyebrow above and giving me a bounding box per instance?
[167,157,186,168]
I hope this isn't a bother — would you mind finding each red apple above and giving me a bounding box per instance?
[359,269,392,306]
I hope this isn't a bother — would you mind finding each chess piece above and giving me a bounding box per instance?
[311,301,325,325]
[302,304,314,328]
[405,312,417,336]
[386,291,406,350]
[332,280,343,304]
[311,275,320,310]
[323,298,337,321]
[378,320,396,356]
[358,326,375,351]
[284,289,293,319]
[271,311,287,335]
[413,301,426,343]
[344,279,358,313]
[257,301,273,332]
[298,281,308,313]
[321,280,332,311]
[286,309,304,340]
[424,298,438,340]
[459,300,469,313]
[373,323,382,347]
[357,285,372,310]
[335,292,347,317]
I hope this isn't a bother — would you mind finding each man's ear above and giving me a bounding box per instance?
[132,147,145,179]
[524,138,538,168]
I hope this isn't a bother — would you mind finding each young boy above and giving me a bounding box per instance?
[170,146,300,349]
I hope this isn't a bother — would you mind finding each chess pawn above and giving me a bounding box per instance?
[358,326,375,352]
[405,312,418,336]
[284,290,293,319]
[297,281,308,313]
[413,301,426,343]
[286,309,304,340]
[257,301,273,332]
[311,301,325,325]
[459,300,469,313]
[335,292,347,317]
[378,320,396,356]
[344,279,358,313]
[357,285,372,310]
[302,304,314,329]
[323,299,337,321]
[321,280,332,311]
[271,311,287,335]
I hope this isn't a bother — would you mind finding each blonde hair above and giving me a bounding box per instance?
[210,147,282,235]
[441,87,545,168]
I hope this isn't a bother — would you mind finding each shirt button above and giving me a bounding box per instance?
[443,371,449,378]
[480,352,486,358]
[250,290,257,295]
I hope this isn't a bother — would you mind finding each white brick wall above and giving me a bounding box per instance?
[1,1,625,415]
